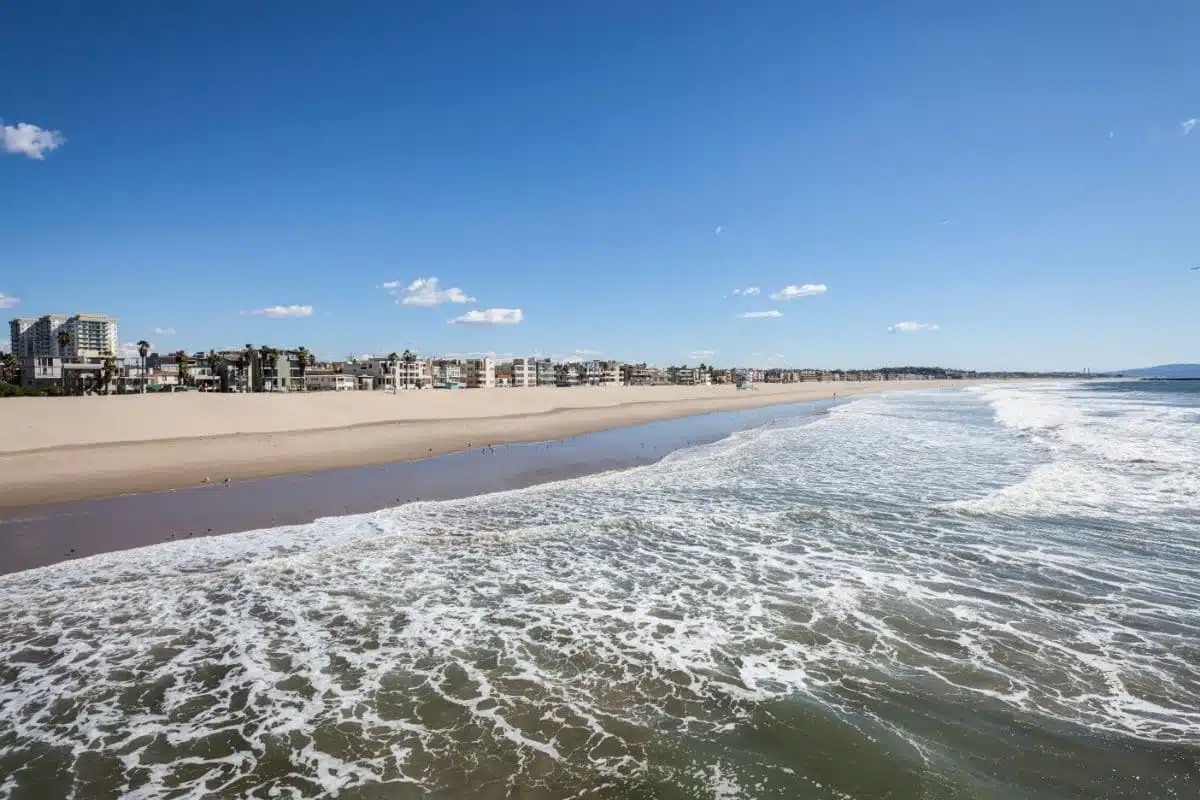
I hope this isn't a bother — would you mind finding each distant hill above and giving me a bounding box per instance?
[1115,364,1200,378]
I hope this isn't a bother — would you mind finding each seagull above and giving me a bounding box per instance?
[714,225,723,236]
[1191,265,1200,270]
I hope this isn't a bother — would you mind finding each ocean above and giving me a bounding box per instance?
[0,381,1197,799]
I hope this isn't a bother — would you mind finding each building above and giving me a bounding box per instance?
[462,357,495,388]
[9,313,119,361]
[430,359,463,387]
[343,357,394,391]
[599,360,621,386]
[494,361,513,387]
[670,366,712,386]
[535,358,557,387]
[510,357,538,388]
[18,356,62,389]
[397,358,431,389]
[621,363,669,386]
[306,372,357,391]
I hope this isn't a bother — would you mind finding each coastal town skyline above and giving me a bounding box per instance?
[6,310,1094,387]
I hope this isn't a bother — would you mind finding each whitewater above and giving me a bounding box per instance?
[0,381,1197,798]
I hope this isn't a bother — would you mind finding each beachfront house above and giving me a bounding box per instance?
[599,360,621,386]
[306,372,357,391]
[511,357,537,388]
[462,357,495,388]
[534,358,557,387]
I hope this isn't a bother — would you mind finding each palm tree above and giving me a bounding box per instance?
[57,328,73,394]
[101,349,117,395]
[137,340,151,394]
[388,351,399,393]
[295,346,312,390]
[258,345,278,390]
[242,344,255,392]
[206,350,222,391]
[172,350,192,388]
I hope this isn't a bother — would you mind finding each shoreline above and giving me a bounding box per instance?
[0,380,981,510]
[0,399,840,575]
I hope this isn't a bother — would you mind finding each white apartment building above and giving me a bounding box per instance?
[397,358,431,389]
[9,314,119,361]
[306,372,357,391]
[510,357,538,388]
[430,360,463,386]
[462,357,495,388]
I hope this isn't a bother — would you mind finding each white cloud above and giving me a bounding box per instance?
[1,121,66,160]
[687,350,715,360]
[731,286,761,296]
[888,321,939,333]
[574,348,601,356]
[771,283,827,300]
[117,341,152,359]
[153,327,176,335]
[1182,118,1197,136]
[450,308,523,326]
[251,305,313,318]
[380,280,400,289]
[394,277,475,307]
[0,292,20,309]
[736,310,782,319]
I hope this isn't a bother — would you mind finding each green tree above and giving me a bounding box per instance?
[205,350,222,391]
[0,352,17,385]
[137,340,151,394]
[295,346,312,390]
[57,328,73,394]
[242,344,255,392]
[172,350,192,388]
[101,349,117,394]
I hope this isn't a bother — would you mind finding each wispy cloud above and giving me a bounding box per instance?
[731,286,760,296]
[450,308,523,326]
[391,277,475,307]
[736,310,783,319]
[1182,118,1198,136]
[574,348,601,356]
[771,283,827,300]
[687,350,715,360]
[251,305,313,318]
[888,321,939,333]
[0,292,20,309]
[1,121,66,160]
[152,327,176,335]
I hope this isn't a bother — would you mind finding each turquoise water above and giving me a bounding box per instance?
[0,382,1197,798]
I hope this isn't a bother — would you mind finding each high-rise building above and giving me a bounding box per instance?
[8,314,119,360]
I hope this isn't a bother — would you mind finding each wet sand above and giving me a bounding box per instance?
[0,400,833,574]
[0,381,974,510]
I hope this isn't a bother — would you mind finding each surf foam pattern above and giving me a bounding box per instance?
[1,384,1197,798]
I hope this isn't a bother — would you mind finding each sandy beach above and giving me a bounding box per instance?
[0,381,975,509]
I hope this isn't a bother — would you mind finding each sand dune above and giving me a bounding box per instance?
[0,381,976,508]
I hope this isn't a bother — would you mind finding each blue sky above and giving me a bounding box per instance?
[2,1,1198,370]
